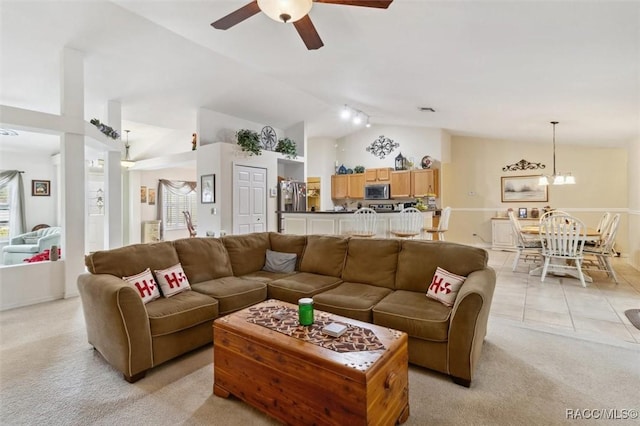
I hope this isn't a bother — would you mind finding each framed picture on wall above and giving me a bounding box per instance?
[140,186,147,203]
[148,189,156,206]
[32,180,50,196]
[201,174,215,204]
[501,175,548,203]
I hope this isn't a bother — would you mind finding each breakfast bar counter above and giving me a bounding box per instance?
[279,210,436,237]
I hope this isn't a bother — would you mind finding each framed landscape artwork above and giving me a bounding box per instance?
[501,175,548,203]
[32,180,50,196]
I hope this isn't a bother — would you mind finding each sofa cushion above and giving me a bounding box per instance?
[191,277,267,315]
[122,268,161,304]
[3,245,39,253]
[85,242,180,278]
[267,272,342,304]
[154,263,191,298]
[263,249,297,273]
[342,238,399,289]
[395,241,488,292]
[173,237,234,283]
[313,282,393,323]
[269,233,307,270]
[373,290,451,342]
[145,290,219,337]
[299,235,348,277]
[222,233,271,276]
[241,270,297,284]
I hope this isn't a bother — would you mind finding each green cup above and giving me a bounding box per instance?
[298,298,314,326]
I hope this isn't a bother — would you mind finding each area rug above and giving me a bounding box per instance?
[624,309,640,331]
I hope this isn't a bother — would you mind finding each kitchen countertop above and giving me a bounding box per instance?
[277,209,441,215]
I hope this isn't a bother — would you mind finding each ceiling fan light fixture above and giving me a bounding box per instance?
[257,0,312,23]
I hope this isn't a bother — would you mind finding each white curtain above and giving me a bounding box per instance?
[0,170,26,238]
[157,179,197,240]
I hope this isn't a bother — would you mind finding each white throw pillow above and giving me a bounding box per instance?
[154,263,191,297]
[263,249,297,273]
[426,267,466,307]
[122,268,161,304]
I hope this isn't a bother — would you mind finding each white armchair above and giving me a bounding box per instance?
[2,227,61,265]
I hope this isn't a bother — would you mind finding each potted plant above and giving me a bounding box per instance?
[354,165,365,174]
[275,137,298,159]
[236,129,262,156]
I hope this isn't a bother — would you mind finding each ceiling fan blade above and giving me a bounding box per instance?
[293,15,324,50]
[313,0,393,9]
[211,1,261,30]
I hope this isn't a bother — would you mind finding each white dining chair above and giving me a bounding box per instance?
[539,214,588,287]
[424,207,451,241]
[508,210,542,272]
[351,207,378,237]
[583,213,620,283]
[538,209,571,223]
[390,207,423,239]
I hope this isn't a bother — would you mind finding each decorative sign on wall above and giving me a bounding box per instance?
[366,135,399,159]
[502,159,546,172]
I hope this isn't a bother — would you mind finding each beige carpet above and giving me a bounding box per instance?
[1,297,638,425]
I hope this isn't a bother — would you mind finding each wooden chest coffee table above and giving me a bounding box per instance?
[213,299,409,426]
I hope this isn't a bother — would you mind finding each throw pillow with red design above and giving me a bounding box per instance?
[122,268,161,304]
[426,267,466,307]
[154,263,191,297]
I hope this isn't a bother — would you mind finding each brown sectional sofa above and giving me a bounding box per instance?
[78,232,495,387]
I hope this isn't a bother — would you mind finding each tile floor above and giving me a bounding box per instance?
[487,249,640,345]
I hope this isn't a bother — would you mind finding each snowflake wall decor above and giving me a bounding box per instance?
[366,135,399,159]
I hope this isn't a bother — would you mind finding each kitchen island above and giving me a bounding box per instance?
[278,210,438,238]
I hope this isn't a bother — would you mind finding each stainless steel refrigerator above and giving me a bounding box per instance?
[277,180,307,232]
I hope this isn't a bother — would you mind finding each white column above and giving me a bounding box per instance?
[60,48,85,298]
[104,150,123,248]
[105,100,123,249]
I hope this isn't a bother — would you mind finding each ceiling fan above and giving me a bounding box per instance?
[211,0,394,50]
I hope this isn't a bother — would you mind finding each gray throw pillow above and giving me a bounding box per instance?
[263,249,297,273]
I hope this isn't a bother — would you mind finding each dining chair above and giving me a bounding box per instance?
[539,214,588,287]
[390,207,423,239]
[583,213,620,283]
[585,211,612,248]
[424,206,451,241]
[182,211,197,238]
[351,207,378,237]
[508,210,542,272]
[538,209,571,223]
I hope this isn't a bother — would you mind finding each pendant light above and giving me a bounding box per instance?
[121,130,136,168]
[538,121,575,186]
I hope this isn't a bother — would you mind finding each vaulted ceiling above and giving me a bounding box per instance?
[1,0,638,156]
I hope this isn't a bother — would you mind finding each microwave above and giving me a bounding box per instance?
[364,184,390,200]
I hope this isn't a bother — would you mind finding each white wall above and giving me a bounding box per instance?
[197,107,285,146]
[628,137,640,270]
[0,150,58,231]
[307,137,338,211]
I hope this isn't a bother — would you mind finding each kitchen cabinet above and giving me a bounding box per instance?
[306,177,321,211]
[390,171,411,198]
[331,174,366,199]
[411,169,439,197]
[331,175,348,199]
[365,167,392,183]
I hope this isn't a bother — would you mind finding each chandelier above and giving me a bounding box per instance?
[121,130,136,168]
[538,121,575,186]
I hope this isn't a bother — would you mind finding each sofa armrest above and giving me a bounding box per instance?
[37,233,59,252]
[447,267,496,386]
[77,273,153,379]
[9,235,26,245]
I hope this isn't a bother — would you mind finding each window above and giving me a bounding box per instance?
[0,185,9,241]
[161,183,197,230]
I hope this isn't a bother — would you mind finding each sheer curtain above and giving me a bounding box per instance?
[157,179,197,240]
[0,170,26,238]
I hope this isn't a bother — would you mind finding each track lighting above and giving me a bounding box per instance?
[339,104,370,127]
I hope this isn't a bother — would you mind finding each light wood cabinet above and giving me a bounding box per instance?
[348,174,365,199]
[390,171,411,198]
[306,177,321,211]
[332,174,366,199]
[331,175,348,199]
[411,169,439,197]
[365,167,392,183]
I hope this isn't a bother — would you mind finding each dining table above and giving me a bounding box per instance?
[519,225,601,283]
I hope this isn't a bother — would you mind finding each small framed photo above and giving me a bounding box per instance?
[140,186,147,203]
[518,207,528,219]
[32,180,50,196]
[148,189,156,206]
[201,174,215,204]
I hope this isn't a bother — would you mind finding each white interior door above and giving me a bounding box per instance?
[233,165,267,235]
